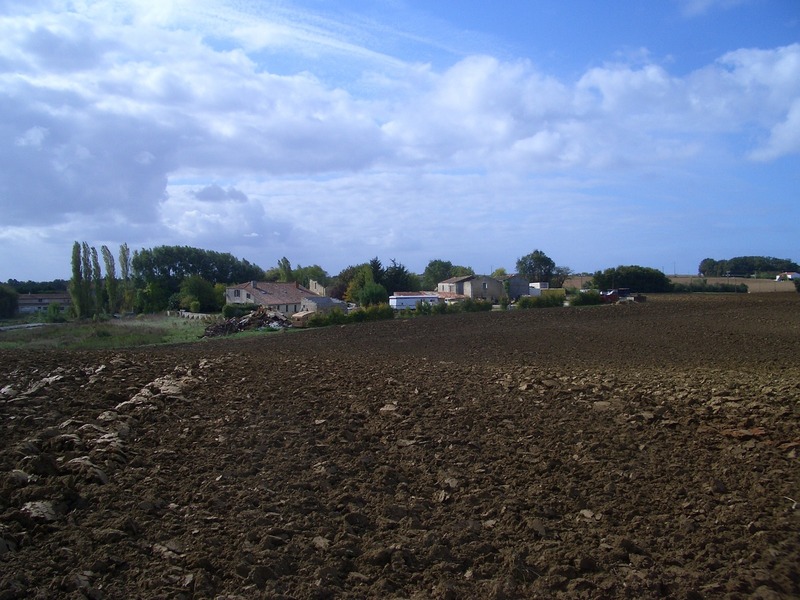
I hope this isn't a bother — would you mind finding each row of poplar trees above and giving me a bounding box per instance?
[69,241,135,318]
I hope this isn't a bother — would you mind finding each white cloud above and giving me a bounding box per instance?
[15,126,49,148]
[0,1,797,280]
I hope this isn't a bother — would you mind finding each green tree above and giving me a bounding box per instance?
[328,264,362,299]
[292,264,329,288]
[551,266,573,288]
[131,245,264,311]
[591,266,672,293]
[383,259,420,295]
[91,246,103,316]
[491,267,508,278]
[516,250,556,284]
[277,257,293,282]
[101,245,119,314]
[0,285,18,318]
[179,275,219,312]
[69,242,86,318]
[359,282,388,306]
[421,259,474,290]
[698,256,799,277]
[81,242,94,316]
[119,242,134,312]
[369,257,385,286]
[344,265,374,304]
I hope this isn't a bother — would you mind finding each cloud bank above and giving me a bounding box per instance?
[1,1,798,279]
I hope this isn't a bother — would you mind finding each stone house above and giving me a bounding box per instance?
[437,275,505,303]
[225,281,319,316]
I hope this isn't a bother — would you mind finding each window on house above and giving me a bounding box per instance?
[483,282,488,290]
[234,290,240,297]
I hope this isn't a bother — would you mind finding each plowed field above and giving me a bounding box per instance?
[2,294,799,599]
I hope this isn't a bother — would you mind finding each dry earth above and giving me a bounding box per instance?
[1,294,799,599]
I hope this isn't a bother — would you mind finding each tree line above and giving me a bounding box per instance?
[4,248,797,321]
[698,256,799,278]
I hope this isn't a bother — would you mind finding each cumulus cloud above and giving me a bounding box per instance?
[193,184,248,203]
[0,0,797,279]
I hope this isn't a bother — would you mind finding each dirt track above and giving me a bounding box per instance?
[1,294,799,599]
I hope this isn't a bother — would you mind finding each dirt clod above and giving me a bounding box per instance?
[1,294,799,598]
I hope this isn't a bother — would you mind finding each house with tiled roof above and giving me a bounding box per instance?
[225,281,320,316]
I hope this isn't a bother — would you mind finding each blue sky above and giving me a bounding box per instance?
[1,0,798,281]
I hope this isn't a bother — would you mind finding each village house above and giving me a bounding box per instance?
[437,275,505,303]
[291,295,348,326]
[225,281,320,316]
[17,292,72,315]
[496,274,530,300]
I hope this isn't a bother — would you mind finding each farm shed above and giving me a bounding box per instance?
[389,291,441,310]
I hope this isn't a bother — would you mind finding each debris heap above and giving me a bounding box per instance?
[203,306,292,337]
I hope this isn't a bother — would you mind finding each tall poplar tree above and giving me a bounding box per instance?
[119,242,133,312]
[91,246,103,316]
[101,245,118,313]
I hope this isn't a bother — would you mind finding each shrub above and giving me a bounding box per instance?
[461,299,493,312]
[570,290,603,306]
[671,280,748,293]
[189,300,201,313]
[222,303,259,318]
[517,294,563,309]
[795,279,800,293]
[45,302,67,323]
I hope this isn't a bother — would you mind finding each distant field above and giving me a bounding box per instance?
[563,275,796,293]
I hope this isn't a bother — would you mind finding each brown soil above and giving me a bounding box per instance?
[1,294,799,599]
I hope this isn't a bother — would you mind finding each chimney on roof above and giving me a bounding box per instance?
[251,281,257,289]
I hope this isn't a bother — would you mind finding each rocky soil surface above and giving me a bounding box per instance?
[1,293,798,599]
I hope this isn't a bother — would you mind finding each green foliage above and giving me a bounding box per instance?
[180,275,220,312]
[0,285,19,318]
[4,279,68,294]
[517,294,564,309]
[101,245,119,314]
[516,250,556,284]
[309,304,394,327]
[569,290,603,306]
[344,264,374,303]
[591,266,672,293]
[460,298,494,312]
[69,241,90,318]
[671,279,748,293]
[222,303,260,319]
[699,256,799,278]
[0,315,209,350]
[45,302,66,323]
[369,257,385,286]
[90,246,103,316]
[135,281,170,313]
[292,264,329,288]
[359,282,389,306]
[132,245,264,309]
[551,266,573,288]
[794,279,800,293]
[421,259,474,290]
[277,256,292,282]
[383,259,420,295]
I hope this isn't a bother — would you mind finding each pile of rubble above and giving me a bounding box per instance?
[203,306,292,337]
